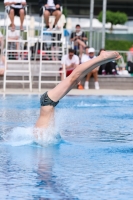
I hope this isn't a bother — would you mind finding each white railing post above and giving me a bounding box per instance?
[89,0,94,47]
[102,0,107,48]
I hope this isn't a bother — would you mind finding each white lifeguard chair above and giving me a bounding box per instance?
[35,6,66,92]
[3,5,32,91]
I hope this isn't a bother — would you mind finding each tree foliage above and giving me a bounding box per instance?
[98,10,128,30]
[63,7,68,18]
[105,40,133,51]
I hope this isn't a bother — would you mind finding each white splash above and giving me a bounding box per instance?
[33,126,61,146]
[2,126,61,147]
[77,102,103,107]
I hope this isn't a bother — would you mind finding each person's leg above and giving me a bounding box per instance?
[9,9,15,30]
[76,39,86,58]
[52,10,61,26]
[86,72,92,82]
[35,51,120,128]
[84,72,92,89]
[76,39,86,48]
[44,10,51,27]
[92,70,98,82]
[19,9,25,30]
[79,44,83,58]
[92,69,100,89]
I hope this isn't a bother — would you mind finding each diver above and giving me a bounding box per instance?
[35,51,121,129]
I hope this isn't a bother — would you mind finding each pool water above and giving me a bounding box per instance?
[0,95,133,200]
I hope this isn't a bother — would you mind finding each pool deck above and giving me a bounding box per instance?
[0,88,133,96]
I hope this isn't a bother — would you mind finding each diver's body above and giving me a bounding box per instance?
[35,51,121,129]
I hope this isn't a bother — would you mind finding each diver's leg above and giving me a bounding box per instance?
[35,51,120,129]
[48,51,121,102]
[35,105,54,128]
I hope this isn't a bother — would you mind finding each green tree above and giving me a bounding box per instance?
[98,10,128,31]
[63,7,68,18]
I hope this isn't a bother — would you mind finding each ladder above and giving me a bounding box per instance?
[37,6,66,92]
[3,6,32,91]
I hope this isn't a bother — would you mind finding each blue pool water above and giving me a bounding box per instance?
[0,95,133,200]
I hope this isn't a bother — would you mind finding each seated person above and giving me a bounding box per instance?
[4,0,27,31]
[8,30,20,59]
[0,31,4,50]
[39,0,62,30]
[81,47,100,90]
[0,49,6,75]
[98,49,117,75]
[70,24,88,58]
[60,48,83,89]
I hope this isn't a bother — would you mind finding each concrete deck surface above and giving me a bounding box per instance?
[0,89,133,96]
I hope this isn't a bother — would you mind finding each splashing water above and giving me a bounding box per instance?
[33,126,62,146]
[2,126,61,147]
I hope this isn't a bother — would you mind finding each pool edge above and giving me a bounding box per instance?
[0,89,133,96]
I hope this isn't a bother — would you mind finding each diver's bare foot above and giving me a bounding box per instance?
[100,51,121,61]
